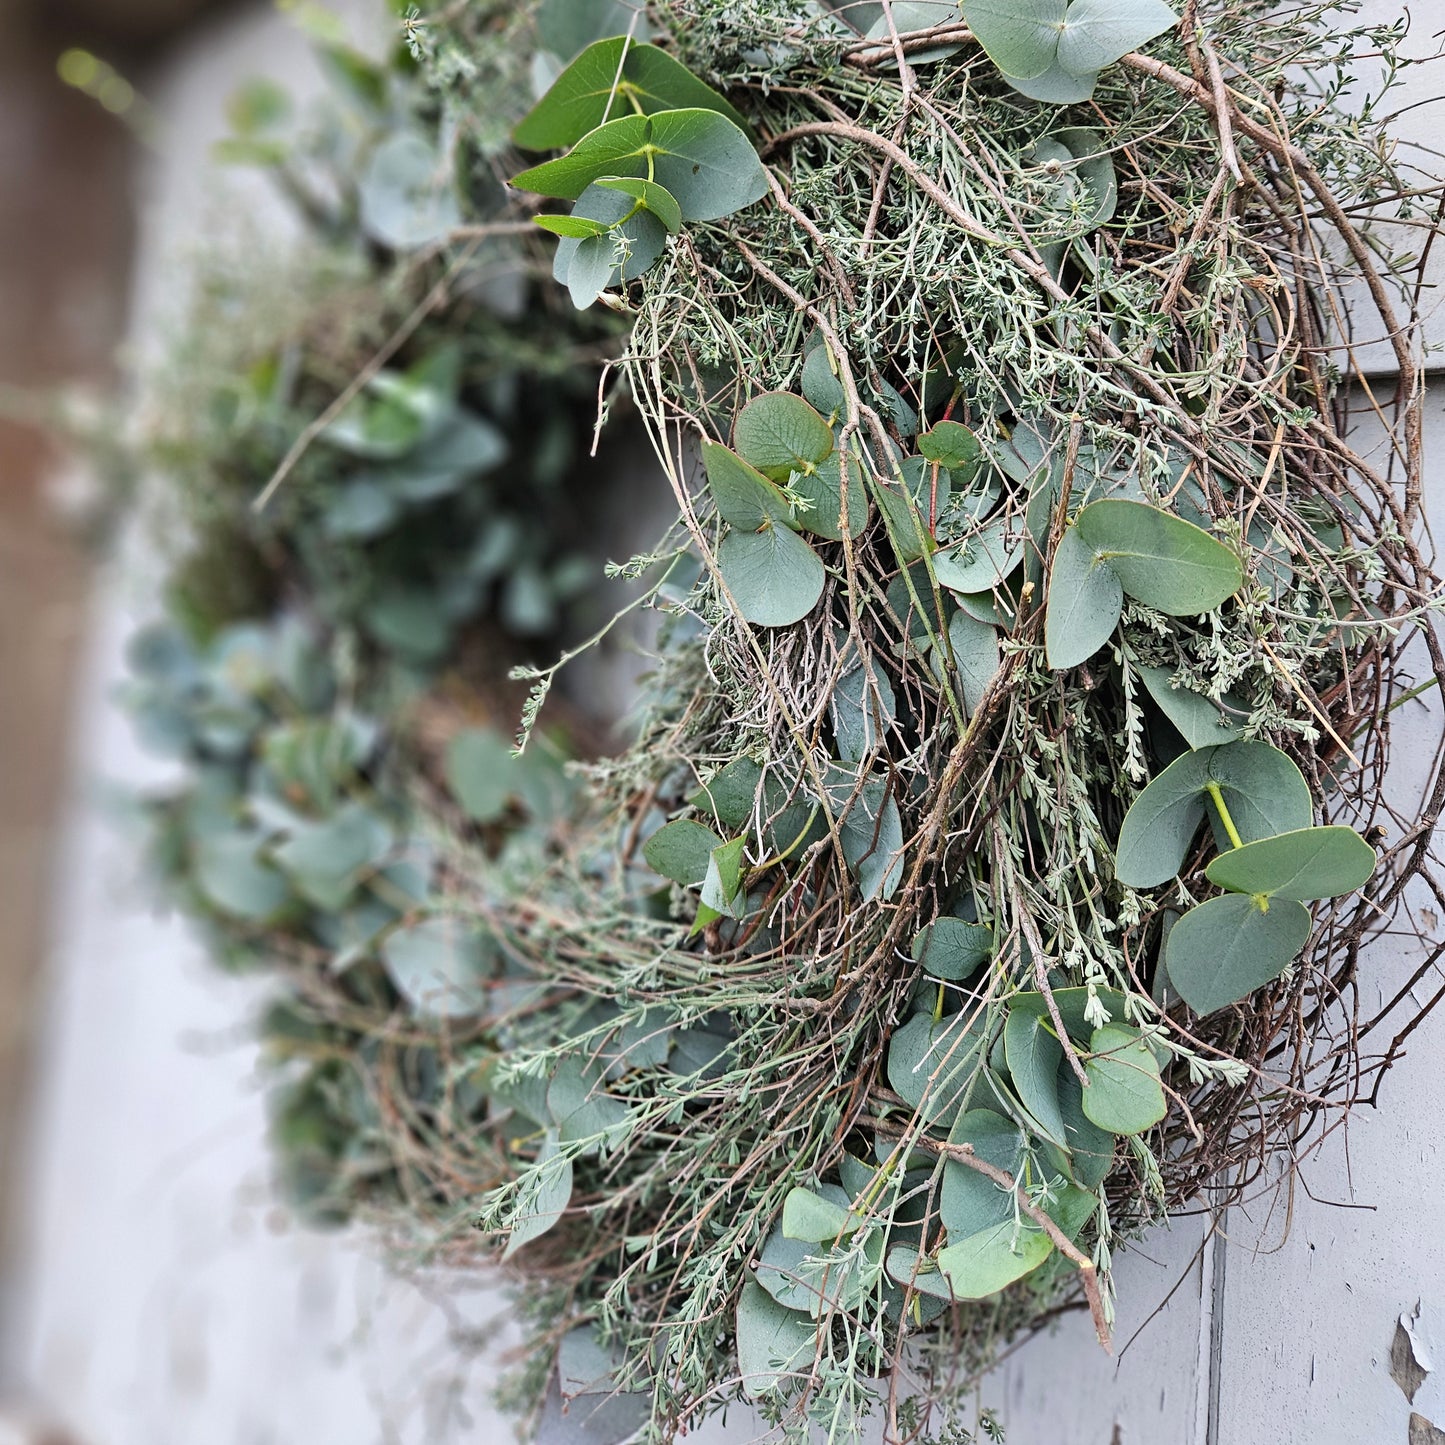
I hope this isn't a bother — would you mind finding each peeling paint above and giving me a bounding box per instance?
[1409,1413,1445,1445]
[1394,1303,1435,1405]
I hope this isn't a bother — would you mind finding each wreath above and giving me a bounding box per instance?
[116,1,1444,1440]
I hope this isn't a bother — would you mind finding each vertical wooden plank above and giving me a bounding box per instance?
[1208,384,1445,1443]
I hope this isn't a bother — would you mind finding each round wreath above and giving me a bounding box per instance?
[119,1,1444,1441]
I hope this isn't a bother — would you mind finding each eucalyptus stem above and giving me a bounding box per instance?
[1204,782,1245,850]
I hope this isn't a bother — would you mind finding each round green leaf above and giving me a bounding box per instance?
[831,659,897,761]
[1204,825,1376,901]
[1055,1058,1115,1188]
[194,833,290,923]
[822,767,905,901]
[381,916,492,1018]
[1115,741,1312,889]
[1057,0,1180,77]
[793,446,869,540]
[932,517,1023,594]
[717,524,826,628]
[1136,665,1243,748]
[782,1186,855,1243]
[1004,1007,1068,1147]
[885,1244,958,1301]
[547,1058,629,1153]
[736,1280,817,1399]
[533,212,611,239]
[756,1186,875,1316]
[1204,741,1313,850]
[1081,1023,1165,1135]
[503,1131,573,1258]
[596,174,683,232]
[937,1218,1054,1299]
[1045,523,1123,669]
[734,392,835,482]
[272,803,394,912]
[513,38,749,152]
[918,421,982,475]
[358,132,462,249]
[552,182,667,307]
[446,727,519,824]
[940,1109,1027,1237]
[690,757,763,831]
[960,0,1066,80]
[887,1010,991,1126]
[911,917,994,981]
[945,609,1001,715]
[864,1,966,63]
[1164,892,1312,1015]
[535,0,649,61]
[1074,498,1243,615]
[512,109,768,222]
[701,442,796,530]
[642,818,724,886]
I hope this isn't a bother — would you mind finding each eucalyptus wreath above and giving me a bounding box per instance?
[410,0,1444,1436]
[118,0,1445,1441]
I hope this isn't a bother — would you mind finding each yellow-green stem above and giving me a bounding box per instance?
[1204,781,1245,850]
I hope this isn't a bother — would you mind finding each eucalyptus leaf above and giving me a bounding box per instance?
[1074,499,1243,614]
[937,1218,1054,1298]
[736,1281,816,1400]
[194,833,290,923]
[734,392,835,482]
[1056,0,1179,76]
[1081,1023,1165,1135]
[793,446,869,540]
[823,767,905,901]
[782,1186,855,1243]
[533,212,611,239]
[918,421,982,474]
[1056,1060,1115,1188]
[691,757,763,831]
[548,1058,630,1153]
[945,608,1001,714]
[535,0,649,62]
[831,659,897,761]
[446,728,519,824]
[887,1010,991,1126]
[961,0,1177,93]
[382,915,492,1018]
[932,518,1023,594]
[911,917,994,981]
[358,132,462,249]
[699,836,747,915]
[1204,825,1375,901]
[1115,741,1313,889]
[643,818,724,886]
[512,109,768,221]
[940,1109,1027,1237]
[504,1131,573,1258]
[1003,1007,1069,1147]
[717,525,826,628]
[513,38,748,152]
[272,803,393,912]
[596,174,683,232]
[1137,665,1243,748]
[1045,523,1123,668]
[702,442,797,530]
[1164,892,1312,1014]
[551,182,667,306]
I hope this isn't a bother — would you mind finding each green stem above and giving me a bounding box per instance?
[1204,781,1244,850]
